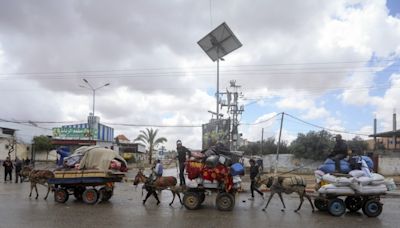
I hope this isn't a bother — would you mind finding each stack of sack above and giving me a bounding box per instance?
[315,169,393,195]
[186,143,244,191]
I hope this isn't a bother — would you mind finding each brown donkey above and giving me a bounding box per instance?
[28,170,55,200]
[257,175,314,212]
[133,169,183,206]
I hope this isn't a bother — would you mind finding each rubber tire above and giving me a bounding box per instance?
[199,193,206,204]
[73,187,86,200]
[362,199,383,217]
[82,189,99,205]
[345,196,363,212]
[99,187,113,201]
[216,192,235,211]
[183,192,201,210]
[54,188,69,203]
[314,197,328,211]
[328,198,346,217]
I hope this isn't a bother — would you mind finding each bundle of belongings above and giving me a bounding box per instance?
[60,146,128,172]
[315,155,396,195]
[185,143,244,192]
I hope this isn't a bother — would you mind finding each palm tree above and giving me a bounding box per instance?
[134,128,167,165]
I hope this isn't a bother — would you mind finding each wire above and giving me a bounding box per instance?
[102,122,202,128]
[283,113,369,137]
[242,112,281,125]
[0,117,202,128]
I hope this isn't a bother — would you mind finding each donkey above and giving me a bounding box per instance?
[133,169,183,206]
[28,170,55,200]
[20,166,33,182]
[257,175,314,212]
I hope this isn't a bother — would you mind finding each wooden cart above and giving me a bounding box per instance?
[48,170,125,204]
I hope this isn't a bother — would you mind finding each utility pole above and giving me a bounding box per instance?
[260,128,264,155]
[221,80,244,151]
[275,112,284,175]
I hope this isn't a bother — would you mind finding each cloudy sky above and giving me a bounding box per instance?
[1,0,400,150]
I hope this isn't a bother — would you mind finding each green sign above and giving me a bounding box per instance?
[52,127,98,139]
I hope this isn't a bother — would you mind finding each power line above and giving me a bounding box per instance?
[0,118,202,128]
[283,113,369,137]
[242,112,281,125]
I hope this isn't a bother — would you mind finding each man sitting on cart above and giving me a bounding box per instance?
[328,134,348,173]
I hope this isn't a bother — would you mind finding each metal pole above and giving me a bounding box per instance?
[261,128,264,155]
[92,89,96,116]
[216,53,220,120]
[275,112,284,174]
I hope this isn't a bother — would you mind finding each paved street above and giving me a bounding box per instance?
[0,169,399,228]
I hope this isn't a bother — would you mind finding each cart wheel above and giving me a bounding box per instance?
[314,197,328,211]
[199,193,206,204]
[82,189,99,204]
[54,188,69,203]
[328,198,346,217]
[362,199,383,217]
[183,192,201,210]
[216,192,235,211]
[345,196,363,212]
[99,187,113,201]
[73,187,86,200]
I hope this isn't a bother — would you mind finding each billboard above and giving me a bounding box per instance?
[202,118,231,150]
[52,127,98,140]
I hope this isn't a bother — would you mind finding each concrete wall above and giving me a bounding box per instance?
[262,154,320,174]
[260,153,400,175]
[378,155,400,175]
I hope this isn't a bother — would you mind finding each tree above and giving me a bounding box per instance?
[238,137,289,156]
[134,128,167,164]
[32,135,53,160]
[290,130,334,160]
[347,136,369,154]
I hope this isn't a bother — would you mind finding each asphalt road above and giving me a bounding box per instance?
[0,169,399,228]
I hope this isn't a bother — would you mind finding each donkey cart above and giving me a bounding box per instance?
[183,185,237,211]
[48,170,125,204]
[314,193,384,217]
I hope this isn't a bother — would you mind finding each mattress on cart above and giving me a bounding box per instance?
[54,170,124,178]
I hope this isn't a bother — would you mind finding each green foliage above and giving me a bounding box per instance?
[289,130,334,160]
[32,135,53,152]
[347,136,369,154]
[238,137,289,156]
[134,128,167,165]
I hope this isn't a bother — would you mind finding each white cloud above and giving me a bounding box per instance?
[1,0,400,150]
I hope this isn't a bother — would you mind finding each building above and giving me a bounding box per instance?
[0,127,30,160]
[114,134,146,162]
[51,115,114,151]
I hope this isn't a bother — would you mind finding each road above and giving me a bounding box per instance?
[0,169,399,228]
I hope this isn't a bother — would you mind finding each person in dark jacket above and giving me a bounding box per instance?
[176,140,191,186]
[14,157,23,183]
[3,157,13,182]
[249,159,263,200]
[328,134,349,172]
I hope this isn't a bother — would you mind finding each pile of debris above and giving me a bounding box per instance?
[186,144,244,192]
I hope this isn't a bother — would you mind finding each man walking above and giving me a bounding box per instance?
[176,140,191,186]
[3,157,13,182]
[249,159,264,200]
[15,157,23,183]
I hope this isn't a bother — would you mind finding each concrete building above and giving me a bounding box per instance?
[51,115,114,152]
[0,127,30,160]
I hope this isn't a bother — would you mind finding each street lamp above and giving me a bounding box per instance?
[79,79,110,116]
